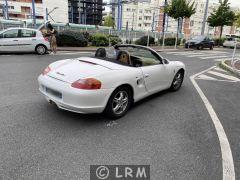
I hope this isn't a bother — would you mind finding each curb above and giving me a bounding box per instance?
[57,47,193,52]
[57,48,96,52]
[219,60,240,78]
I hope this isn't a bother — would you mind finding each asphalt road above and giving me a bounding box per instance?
[0,48,239,180]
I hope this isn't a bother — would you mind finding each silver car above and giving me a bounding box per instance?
[0,27,50,54]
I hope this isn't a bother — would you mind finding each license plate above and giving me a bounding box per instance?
[45,86,62,99]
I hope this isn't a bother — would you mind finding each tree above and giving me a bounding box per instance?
[234,11,240,28]
[165,0,196,45]
[207,0,235,39]
[103,15,115,28]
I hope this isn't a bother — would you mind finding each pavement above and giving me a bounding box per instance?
[0,48,239,179]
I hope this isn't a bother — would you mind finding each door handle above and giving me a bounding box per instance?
[144,74,150,78]
[32,39,37,41]
[13,40,18,41]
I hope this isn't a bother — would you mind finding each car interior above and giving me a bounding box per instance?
[94,46,161,67]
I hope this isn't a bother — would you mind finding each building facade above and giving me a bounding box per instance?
[0,0,68,23]
[68,0,105,25]
[157,0,238,39]
[112,0,162,31]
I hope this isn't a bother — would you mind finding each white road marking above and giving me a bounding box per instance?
[200,56,229,60]
[190,66,235,180]
[214,58,230,62]
[0,55,11,57]
[50,52,91,55]
[208,71,240,81]
[214,67,228,73]
[197,74,218,80]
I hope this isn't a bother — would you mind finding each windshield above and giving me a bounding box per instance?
[191,36,205,41]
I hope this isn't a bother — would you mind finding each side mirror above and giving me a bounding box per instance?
[162,58,169,64]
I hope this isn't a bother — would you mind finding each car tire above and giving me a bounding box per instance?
[104,86,132,119]
[197,45,203,50]
[169,70,184,92]
[36,45,47,55]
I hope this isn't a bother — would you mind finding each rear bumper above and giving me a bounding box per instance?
[38,75,114,114]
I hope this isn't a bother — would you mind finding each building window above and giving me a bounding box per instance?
[144,16,151,20]
[190,20,194,26]
[139,9,142,13]
[138,24,142,27]
[139,16,142,20]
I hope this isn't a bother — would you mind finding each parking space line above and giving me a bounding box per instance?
[200,56,229,60]
[197,74,218,80]
[208,71,240,81]
[190,67,235,180]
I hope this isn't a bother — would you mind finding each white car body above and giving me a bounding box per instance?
[223,38,240,48]
[0,28,50,53]
[38,45,185,115]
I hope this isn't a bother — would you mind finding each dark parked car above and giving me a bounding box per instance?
[185,36,214,50]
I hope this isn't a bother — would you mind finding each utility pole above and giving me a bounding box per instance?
[117,0,122,30]
[31,0,36,27]
[152,11,155,32]
[4,0,9,19]
[78,0,81,24]
[132,12,134,31]
[162,0,167,36]
[201,0,209,35]
[46,8,48,21]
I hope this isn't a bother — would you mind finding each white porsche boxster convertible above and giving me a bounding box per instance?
[38,45,185,118]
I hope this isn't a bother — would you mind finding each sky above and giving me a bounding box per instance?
[214,0,240,8]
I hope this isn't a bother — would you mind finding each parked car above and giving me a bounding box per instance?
[223,37,240,48]
[38,45,185,118]
[185,35,214,50]
[0,28,50,54]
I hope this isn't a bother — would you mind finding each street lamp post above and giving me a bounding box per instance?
[4,0,9,20]
[46,7,58,22]
[117,0,122,31]
[31,0,36,28]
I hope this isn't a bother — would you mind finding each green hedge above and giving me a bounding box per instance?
[91,33,122,46]
[213,38,226,46]
[109,35,122,45]
[56,30,88,47]
[91,33,109,46]
[159,38,181,46]
[135,36,155,46]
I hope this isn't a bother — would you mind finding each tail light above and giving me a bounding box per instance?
[42,66,51,75]
[44,37,49,42]
[71,78,101,90]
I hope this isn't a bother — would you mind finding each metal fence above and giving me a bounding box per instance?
[0,20,179,45]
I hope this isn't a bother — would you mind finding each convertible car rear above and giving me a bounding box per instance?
[38,45,185,118]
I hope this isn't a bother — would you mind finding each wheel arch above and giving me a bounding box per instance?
[35,44,47,52]
[113,83,135,103]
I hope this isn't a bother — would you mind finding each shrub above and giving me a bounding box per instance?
[91,33,109,46]
[56,30,88,47]
[109,35,122,45]
[213,38,226,46]
[135,36,155,46]
[159,38,181,46]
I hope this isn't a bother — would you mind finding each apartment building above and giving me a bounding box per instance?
[68,0,105,25]
[112,0,163,31]
[0,0,68,23]
[157,0,237,38]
